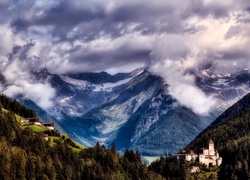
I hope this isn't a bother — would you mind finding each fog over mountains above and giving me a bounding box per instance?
[1,67,249,156]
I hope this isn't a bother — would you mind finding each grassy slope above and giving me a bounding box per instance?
[49,136,84,152]
[2,108,23,122]
[1,107,84,151]
[26,124,49,132]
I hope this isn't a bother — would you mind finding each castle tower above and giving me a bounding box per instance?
[208,139,215,156]
[217,157,222,166]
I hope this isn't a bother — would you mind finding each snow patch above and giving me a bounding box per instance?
[59,74,134,92]
[59,96,72,104]
[93,77,134,92]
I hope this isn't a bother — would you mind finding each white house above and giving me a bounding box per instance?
[42,122,55,130]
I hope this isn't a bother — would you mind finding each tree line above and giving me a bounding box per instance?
[0,94,36,118]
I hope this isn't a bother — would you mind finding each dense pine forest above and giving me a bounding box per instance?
[0,94,163,179]
[0,94,36,118]
[2,92,250,179]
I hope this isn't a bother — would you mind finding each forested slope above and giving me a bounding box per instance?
[149,93,250,180]
[186,94,250,179]
[0,94,162,179]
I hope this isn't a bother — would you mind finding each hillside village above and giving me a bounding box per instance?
[20,117,55,130]
[173,140,222,167]
[20,117,55,140]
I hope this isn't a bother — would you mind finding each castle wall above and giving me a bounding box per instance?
[185,155,192,161]
[173,140,222,167]
[203,149,209,155]
[209,148,215,156]
[199,156,216,167]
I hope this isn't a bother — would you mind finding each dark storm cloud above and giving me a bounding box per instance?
[11,1,107,42]
[110,2,177,24]
[8,43,35,62]
[221,50,249,60]
[11,0,203,42]
[11,0,243,49]
[4,0,250,75]
[0,0,12,9]
[70,46,151,72]
[10,0,204,72]
[186,0,230,18]
[12,1,105,31]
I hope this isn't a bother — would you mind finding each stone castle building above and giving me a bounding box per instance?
[173,140,222,167]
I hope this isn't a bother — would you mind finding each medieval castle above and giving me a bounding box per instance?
[173,140,222,167]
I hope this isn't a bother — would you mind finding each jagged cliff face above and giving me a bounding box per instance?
[1,68,250,156]
[46,69,208,155]
[196,69,250,122]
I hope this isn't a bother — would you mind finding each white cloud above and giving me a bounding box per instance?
[149,60,215,115]
[3,81,56,110]
[0,25,14,57]
[1,58,56,110]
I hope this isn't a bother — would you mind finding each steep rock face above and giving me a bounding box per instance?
[46,69,250,155]
[54,71,206,155]
[48,69,144,118]
[62,71,165,146]
[196,69,250,123]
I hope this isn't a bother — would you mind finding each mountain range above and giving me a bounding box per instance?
[0,68,250,156]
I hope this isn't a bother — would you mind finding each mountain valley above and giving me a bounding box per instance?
[1,68,250,156]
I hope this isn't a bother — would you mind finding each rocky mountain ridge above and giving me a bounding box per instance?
[0,68,250,155]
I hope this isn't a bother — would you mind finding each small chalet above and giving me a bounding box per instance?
[25,118,42,125]
[42,122,55,130]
